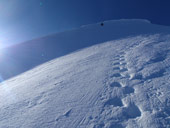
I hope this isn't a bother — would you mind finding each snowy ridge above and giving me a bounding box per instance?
[1,19,170,81]
[0,33,170,127]
[80,19,151,28]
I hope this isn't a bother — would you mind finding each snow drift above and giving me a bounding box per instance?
[0,19,170,128]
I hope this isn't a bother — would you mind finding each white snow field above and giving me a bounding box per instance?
[0,20,170,128]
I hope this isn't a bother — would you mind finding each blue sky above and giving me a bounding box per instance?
[0,0,170,47]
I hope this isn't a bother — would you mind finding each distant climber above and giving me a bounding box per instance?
[101,22,104,26]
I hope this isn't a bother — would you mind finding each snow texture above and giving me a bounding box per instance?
[0,19,170,128]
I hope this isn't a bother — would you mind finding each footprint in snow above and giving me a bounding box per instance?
[113,62,120,66]
[123,103,141,119]
[119,58,125,61]
[120,68,128,72]
[122,86,134,95]
[112,67,120,71]
[111,73,121,78]
[120,51,125,54]
[110,82,122,88]
[114,58,120,61]
[120,72,130,78]
[104,97,123,107]
[119,62,126,66]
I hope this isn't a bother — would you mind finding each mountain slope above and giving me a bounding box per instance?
[0,32,170,127]
[1,19,170,81]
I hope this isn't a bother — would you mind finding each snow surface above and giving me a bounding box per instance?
[0,20,170,128]
[1,19,170,81]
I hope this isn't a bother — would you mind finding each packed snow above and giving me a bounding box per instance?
[0,20,170,128]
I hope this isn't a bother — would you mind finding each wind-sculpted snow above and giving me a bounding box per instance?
[0,22,170,128]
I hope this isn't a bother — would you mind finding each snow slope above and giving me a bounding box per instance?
[1,19,170,81]
[0,20,170,128]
